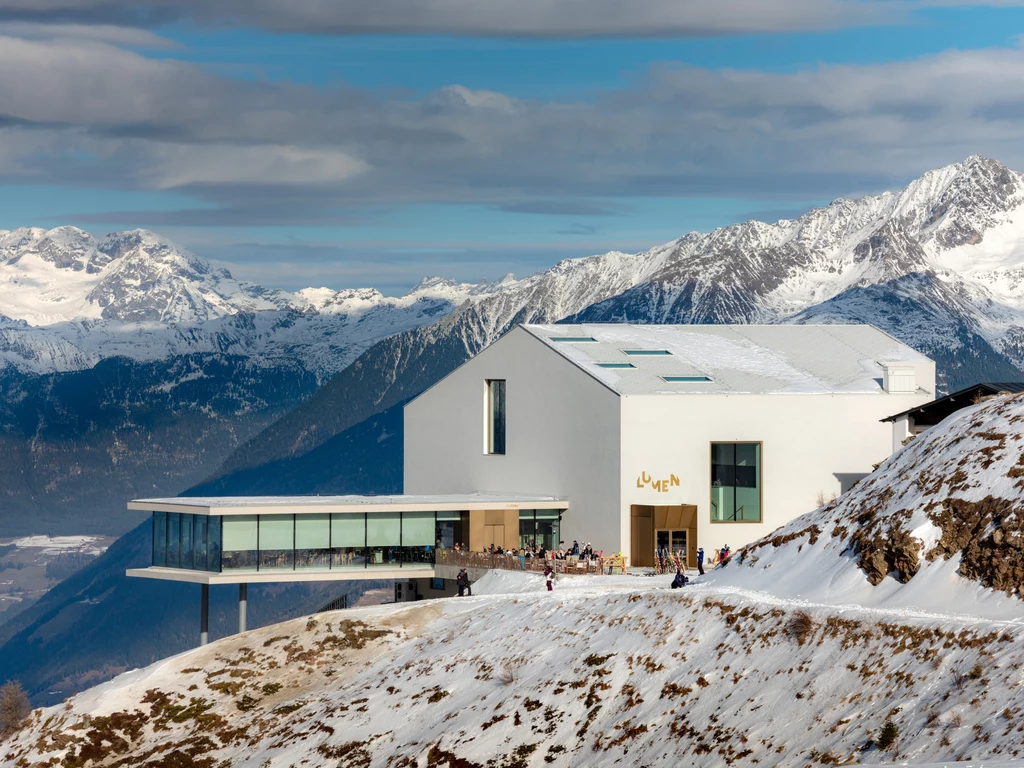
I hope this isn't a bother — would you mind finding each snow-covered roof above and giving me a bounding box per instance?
[523,323,932,396]
[128,493,568,516]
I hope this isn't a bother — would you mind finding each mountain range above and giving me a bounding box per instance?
[8,156,1024,529]
[7,155,1024,703]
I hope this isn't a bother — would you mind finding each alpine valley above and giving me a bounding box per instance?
[7,155,1024,702]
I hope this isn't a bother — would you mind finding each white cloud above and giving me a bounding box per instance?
[5,31,1024,218]
[0,0,897,37]
[0,21,177,47]
[149,144,370,189]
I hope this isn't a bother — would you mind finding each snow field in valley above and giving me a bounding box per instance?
[5,569,1024,767]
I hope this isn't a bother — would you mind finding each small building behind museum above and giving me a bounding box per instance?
[405,323,935,567]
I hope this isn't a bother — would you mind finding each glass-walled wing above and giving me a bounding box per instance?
[152,511,222,572]
[711,442,762,523]
[152,510,463,572]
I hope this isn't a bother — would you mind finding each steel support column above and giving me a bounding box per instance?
[199,583,209,646]
[238,583,247,634]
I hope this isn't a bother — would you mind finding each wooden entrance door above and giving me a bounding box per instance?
[630,506,654,567]
[484,524,505,549]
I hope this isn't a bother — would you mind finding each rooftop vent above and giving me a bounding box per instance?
[880,363,916,394]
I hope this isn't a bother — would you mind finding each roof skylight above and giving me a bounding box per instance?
[662,375,712,383]
[550,336,597,343]
[623,349,672,356]
[597,362,636,369]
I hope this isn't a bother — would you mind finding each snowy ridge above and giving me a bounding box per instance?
[0,227,496,378]
[7,156,1024,382]
[714,391,1024,620]
[574,156,1024,381]
[4,569,1024,766]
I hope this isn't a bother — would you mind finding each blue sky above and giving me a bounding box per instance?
[2,1,1024,293]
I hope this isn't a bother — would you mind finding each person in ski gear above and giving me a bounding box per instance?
[696,547,705,576]
[671,569,687,589]
[456,569,472,597]
[544,565,554,591]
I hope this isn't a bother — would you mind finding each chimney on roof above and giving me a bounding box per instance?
[879,362,916,394]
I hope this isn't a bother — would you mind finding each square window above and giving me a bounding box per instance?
[711,443,761,523]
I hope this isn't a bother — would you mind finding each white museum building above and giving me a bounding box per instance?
[127,323,933,642]
[405,323,935,568]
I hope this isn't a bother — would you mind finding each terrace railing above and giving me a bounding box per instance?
[435,549,628,575]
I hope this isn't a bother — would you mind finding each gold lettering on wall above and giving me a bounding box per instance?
[636,472,680,492]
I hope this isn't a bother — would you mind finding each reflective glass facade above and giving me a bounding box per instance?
[152,511,222,572]
[518,509,561,550]
[152,509,542,572]
[711,442,762,522]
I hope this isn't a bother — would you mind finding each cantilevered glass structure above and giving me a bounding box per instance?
[127,494,567,646]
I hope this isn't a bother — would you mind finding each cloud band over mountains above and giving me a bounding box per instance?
[3,23,1024,228]
[0,0,898,37]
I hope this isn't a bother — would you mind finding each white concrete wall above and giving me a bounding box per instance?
[619,387,933,557]
[404,327,623,554]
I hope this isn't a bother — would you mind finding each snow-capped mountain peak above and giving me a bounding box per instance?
[6,156,1024,388]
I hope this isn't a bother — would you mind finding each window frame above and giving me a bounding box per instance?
[709,441,763,524]
[485,378,507,455]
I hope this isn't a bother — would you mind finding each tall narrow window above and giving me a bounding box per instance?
[711,443,762,523]
[487,379,506,455]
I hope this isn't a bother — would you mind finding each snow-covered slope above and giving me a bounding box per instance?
[715,391,1024,620]
[4,569,1024,767]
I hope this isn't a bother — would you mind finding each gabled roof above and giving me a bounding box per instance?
[882,382,1024,425]
[523,324,931,396]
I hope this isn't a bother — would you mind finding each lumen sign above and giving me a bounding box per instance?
[636,472,680,493]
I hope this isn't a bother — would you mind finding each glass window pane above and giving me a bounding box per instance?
[437,520,456,549]
[180,514,194,570]
[166,512,180,568]
[296,514,331,570]
[402,512,435,545]
[208,516,222,572]
[194,515,208,571]
[366,512,401,546]
[296,514,330,549]
[488,379,506,454]
[259,515,294,548]
[222,515,258,571]
[710,443,761,523]
[258,515,295,570]
[223,515,258,549]
[332,514,365,547]
[153,512,167,567]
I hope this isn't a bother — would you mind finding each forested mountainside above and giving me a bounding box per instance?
[0,402,402,705]
[0,355,316,535]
